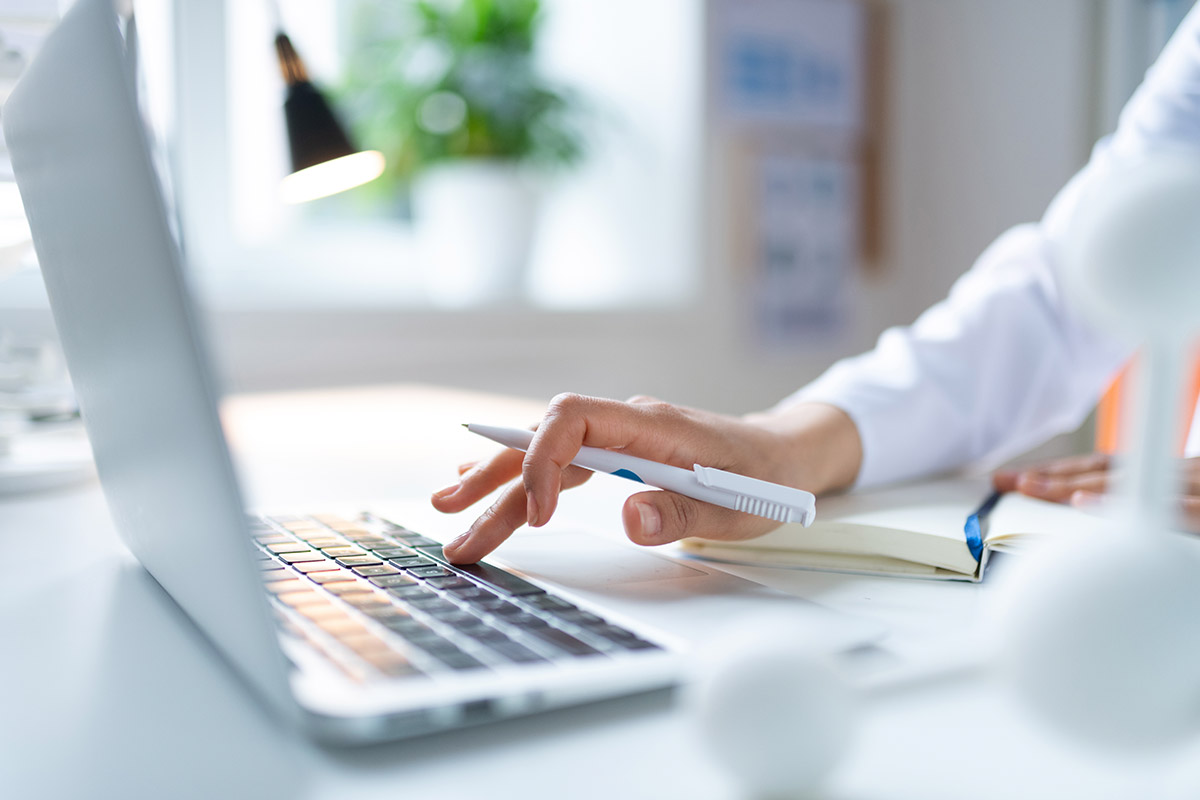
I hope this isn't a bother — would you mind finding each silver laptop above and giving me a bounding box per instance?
[5,0,866,743]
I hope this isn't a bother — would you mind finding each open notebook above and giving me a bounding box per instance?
[679,477,1100,581]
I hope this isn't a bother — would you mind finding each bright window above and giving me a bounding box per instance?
[180,0,702,311]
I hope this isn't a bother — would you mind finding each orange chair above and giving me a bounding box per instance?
[1095,353,1200,455]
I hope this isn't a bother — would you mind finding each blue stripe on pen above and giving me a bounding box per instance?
[611,468,645,483]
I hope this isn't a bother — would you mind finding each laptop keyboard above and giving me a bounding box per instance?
[250,512,661,681]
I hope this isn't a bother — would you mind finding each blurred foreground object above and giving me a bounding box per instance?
[996,150,1200,751]
[688,625,857,797]
[275,31,384,204]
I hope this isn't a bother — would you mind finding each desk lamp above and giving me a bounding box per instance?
[273,32,384,204]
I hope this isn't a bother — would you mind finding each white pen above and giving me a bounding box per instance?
[464,423,817,526]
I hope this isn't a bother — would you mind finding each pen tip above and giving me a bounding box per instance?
[461,423,469,428]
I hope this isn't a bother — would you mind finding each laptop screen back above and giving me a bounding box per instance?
[3,0,292,715]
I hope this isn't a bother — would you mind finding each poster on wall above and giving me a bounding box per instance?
[751,153,857,344]
[716,0,865,134]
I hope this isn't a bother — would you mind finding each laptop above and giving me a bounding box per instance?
[4,0,870,743]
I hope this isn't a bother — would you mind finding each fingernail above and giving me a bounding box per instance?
[432,483,460,500]
[444,531,470,553]
[635,502,661,537]
[527,492,540,527]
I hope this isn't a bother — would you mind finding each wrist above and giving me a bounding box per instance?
[744,402,863,495]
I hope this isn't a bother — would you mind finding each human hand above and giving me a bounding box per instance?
[431,394,862,564]
[993,453,1200,531]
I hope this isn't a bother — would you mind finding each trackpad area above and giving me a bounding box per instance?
[495,532,707,590]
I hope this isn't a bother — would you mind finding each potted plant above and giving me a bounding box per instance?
[339,0,585,305]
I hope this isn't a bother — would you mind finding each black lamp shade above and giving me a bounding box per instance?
[283,80,357,174]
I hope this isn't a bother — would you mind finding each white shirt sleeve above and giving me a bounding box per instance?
[780,5,1200,488]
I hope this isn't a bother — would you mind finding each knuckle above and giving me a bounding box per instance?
[665,492,697,536]
[548,392,587,416]
[625,394,658,405]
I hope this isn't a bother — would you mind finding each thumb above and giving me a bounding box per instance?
[622,489,773,546]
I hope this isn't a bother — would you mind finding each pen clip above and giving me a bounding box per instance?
[692,465,817,525]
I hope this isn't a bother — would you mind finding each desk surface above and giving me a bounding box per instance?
[1,385,1191,800]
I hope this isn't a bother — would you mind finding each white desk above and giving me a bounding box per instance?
[0,385,1189,799]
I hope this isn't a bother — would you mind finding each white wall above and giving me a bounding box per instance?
[0,0,1105,431]
[208,0,1100,421]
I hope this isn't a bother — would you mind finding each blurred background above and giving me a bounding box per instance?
[0,0,1193,426]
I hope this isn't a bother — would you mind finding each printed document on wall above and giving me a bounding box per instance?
[752,154,857,344]
[717,0,865,133]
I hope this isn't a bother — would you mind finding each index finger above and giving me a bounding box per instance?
[521,393,719,527]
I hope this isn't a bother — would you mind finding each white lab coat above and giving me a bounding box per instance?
[784,5,1200,488]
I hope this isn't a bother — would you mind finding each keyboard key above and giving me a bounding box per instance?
[408,597,458,614]
[264,579,307,594]
[277,590,327,607]
[321,546,366,558]
[525,627,605,657]
[430,650,487,671]
[292,529,338,542]
[336,556,383,567]
[588,624,641,642]
[361,650,420,677]
[388,556,435,568]
[425,575,472,590]
[321,580,368,595]
[306,568,354,582]
[279,551,326,563]
[255,534,293,545]
[267,542,313,554]
[486,639,548,664]
[370,547,414,559]
[387,585,435,600]
[476,599,523,617]
[553,610,606,626]
[316,618,369,638]
[353,539,395,550]
[526,596,576,612]
[617,639,660,651]
[293,560,339,573]
[335,527,376,539]
[353,564,401,577]
[379,617,436,638]
[415,549,546,597]
[423,609,483,628]
[339,633,392,655]
[505,613,550,629]
[407,565,451,579]
[303,537,346,548]
[447,587,491,601]
[361,605,411,621]
[341,592,391,608]
[297,603,345,621]
[282,521,324,533]
[396,534,442,548]
[368,574,416,588]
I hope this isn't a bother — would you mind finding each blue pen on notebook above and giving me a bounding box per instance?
[464,423,817,526]
[964,489,1004,562]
